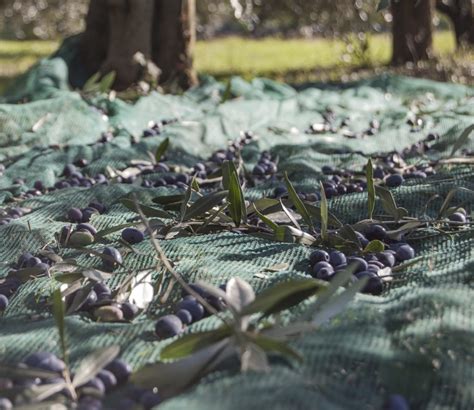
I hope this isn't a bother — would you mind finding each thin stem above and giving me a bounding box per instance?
[133,196,230,324]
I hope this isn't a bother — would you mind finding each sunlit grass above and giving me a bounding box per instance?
[0,31,465,93]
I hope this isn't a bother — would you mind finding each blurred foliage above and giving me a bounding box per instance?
[1,0,391,40]
[0,0,88,39]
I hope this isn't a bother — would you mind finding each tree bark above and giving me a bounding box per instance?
[391,0,433,65]
[79,0,197,91]
[436,0,474,47]
[152,0,198,89]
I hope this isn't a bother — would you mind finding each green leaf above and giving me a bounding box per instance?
[302,264,358,320]
[247,198,280,215]
[246,333,302,362]
[305,203,343,228]
[95,222,139,238]
[223,161,246,227]
[155,137,170,163]
[437,187,474,219]
[375,185,408,221]
[161,327,232,360]
[183,190,228,221]
[386,221,423,241]
[51,289,67,363]
[363,239,385,254]
[221,79,233,103]
[254,207,279,231]
[284,173,313,228]
[191,178,200,192]
[274,225,316,245]
[72,346,120,387]
[121,198,173,219]
[279,199,301,229]
[131,338,232,398]
[66,283,94,314]
[366,158,375,220]
[337,224,362,248]
[98,71,116,93]
[0,365,60,380]
[241,278,323,317]
[180,178,194,222]
[153,194,185,205]
[450,124,474,156]
[319,182,328,241]
[311,275,368,326]
[83,72,101,92]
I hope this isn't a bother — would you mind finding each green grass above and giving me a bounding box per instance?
[194,31,457,78]
[0,31,470,93]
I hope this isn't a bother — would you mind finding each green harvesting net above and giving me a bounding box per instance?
[0,46,473,410]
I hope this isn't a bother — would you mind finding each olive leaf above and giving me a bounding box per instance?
[66,283,94,314]
[226,277,255,312]
[183,190,228,221]
[72,346,120,388]
[279,199,301,229]
[319,181,328,241]
[0,365,60,380]
[437,187,474,219]
[284,172,313,228]
[131,338,232,398]
[50,290,70,371]
[121,198,173,219]
[180,178,194,222]
[363,239,385,254]
[245,332,302,362]
[304,203,342,228]
[155,137,170,163]
[311,275,368,326]
[386,221,423,241]
[375,185,408,221]
[153,194,185,205]
[98,71,116,93]
[254,207,279,231]
[240,343,270,372]
[366,158,375,220]
[247,198,280,215]
[241,278,323,317]
[223,160,246,227]
[274,225,316,245]
[160,327,232,360]
[450,123,474,156]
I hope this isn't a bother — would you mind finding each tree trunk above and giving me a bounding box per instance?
[152,0,198,89]
[79,0,197,91]
[436,0,474,47]
[391,0,433,65]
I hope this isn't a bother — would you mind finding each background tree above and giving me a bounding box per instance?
[436,0,474,47]
[391,0,433,64]
[80,0,197,91]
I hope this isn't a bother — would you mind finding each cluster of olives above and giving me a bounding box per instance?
[0,352,138,410]
[252,151,278,178]
[308,225,415,295]
[141,118,178,139]
[1,251,59,311]
[66,280,140,323]
[67,201,107,224]
[0,206,28,226]
[154,283,224,340]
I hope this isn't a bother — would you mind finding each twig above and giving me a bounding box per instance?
[133,196,229,323]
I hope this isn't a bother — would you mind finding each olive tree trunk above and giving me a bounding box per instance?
[79,0,197,90]
[391,0,433,65]
[436,0,474,47]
